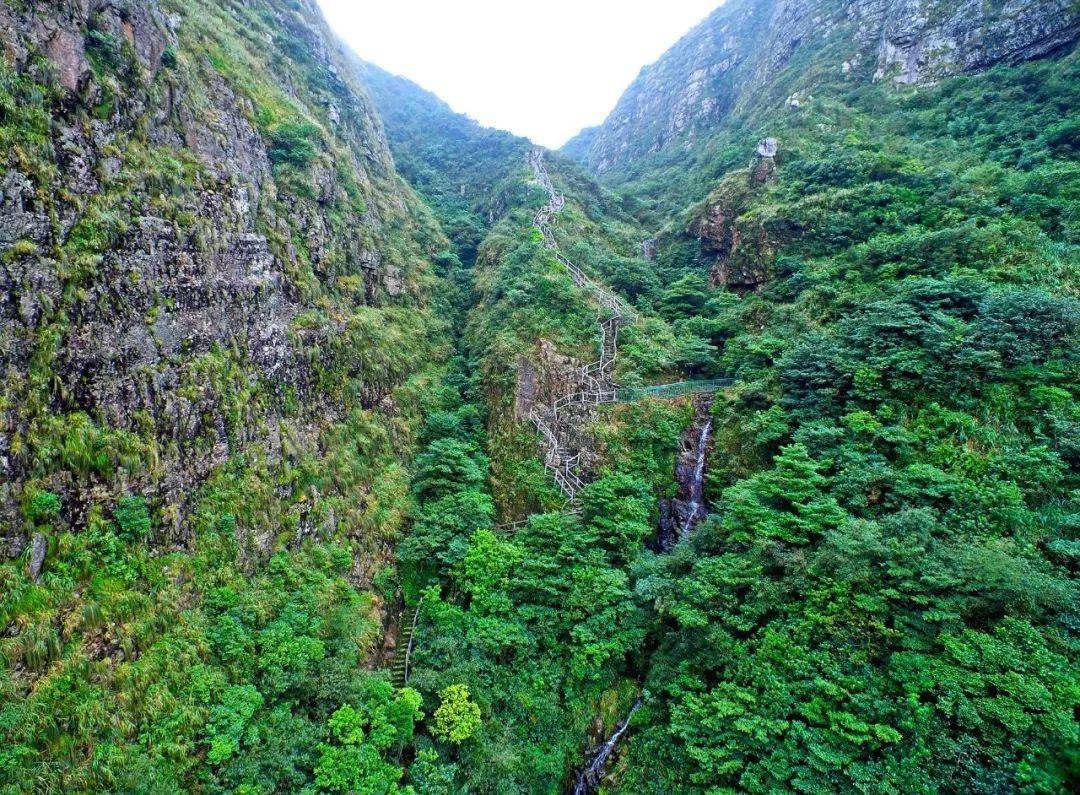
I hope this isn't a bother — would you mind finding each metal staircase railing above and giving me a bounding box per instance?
[525,149,630,502]
[523,150,738,506]
[391,597,423,689]
[515,150,735,515]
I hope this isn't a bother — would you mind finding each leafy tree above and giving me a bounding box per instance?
[431,685,481,745]
[205,685,264,765]
[721,443,846,545]
[411,439,488,503]
[580,474,653,562]
[659,272,711,319]
[408,748,458,794]
[311,678,422,793]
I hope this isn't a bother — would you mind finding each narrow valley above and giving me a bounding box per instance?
[1,0,1077,792]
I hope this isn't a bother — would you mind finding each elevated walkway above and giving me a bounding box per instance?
[618,378,733,402]
[524,150,733,504]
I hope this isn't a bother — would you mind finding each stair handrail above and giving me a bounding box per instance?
[526,149,636,503]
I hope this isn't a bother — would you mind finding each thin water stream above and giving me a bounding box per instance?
[658,397,715,551]
[680,416,712,538]
[533,155,717,794]
[572,701,641,795]
[571,398,715,790]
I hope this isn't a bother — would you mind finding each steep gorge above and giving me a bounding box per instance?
[387,1,1079,790]
[1,0,1077,792]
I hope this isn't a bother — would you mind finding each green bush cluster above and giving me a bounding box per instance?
[600,47,1079,795]
[389,353,665,790]
[268,120,319,167]
[0,494,412,791]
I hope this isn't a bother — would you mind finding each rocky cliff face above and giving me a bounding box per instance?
[0,0,441,556]
[680,138,811,290]
[565,0,1080,174]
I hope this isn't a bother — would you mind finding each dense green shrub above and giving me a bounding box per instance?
[113,496,151,541]
[268,121,319,167]
[25,490,61,523]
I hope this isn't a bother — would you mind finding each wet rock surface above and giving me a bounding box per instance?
[573,700,642,794]
[657,395,714,551]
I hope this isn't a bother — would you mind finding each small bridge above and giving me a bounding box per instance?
[618,378,734,403]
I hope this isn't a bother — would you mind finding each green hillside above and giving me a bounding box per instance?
[1,0,1077,792]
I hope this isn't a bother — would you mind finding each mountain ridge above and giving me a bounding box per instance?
[564,0,1080,176]
[347,54,532,259]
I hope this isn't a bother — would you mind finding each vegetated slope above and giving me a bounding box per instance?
[558,3,1079,792]
[350,57,532,261]
[392,4,1078,794]
[348,58,697,791]
[0,0,448,789]
[2,0,1076,790]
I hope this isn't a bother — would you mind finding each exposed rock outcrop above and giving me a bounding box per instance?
[27,532,46,581]
[688,169,784,290]
[641,238,658,262]
[564,0,1080,174]
[0,0,439,553]
[515,341,586,422]
[751,137,778,184]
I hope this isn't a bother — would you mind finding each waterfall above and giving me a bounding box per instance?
[572,700,641,795]
[657,398,714,551]
[679,416,712,539]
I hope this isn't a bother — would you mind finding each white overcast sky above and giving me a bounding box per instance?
[316,0,722,148]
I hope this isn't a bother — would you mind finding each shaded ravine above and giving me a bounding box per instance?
[572,700,642,794]
[528,152,723,790]
[571,397,716,790]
